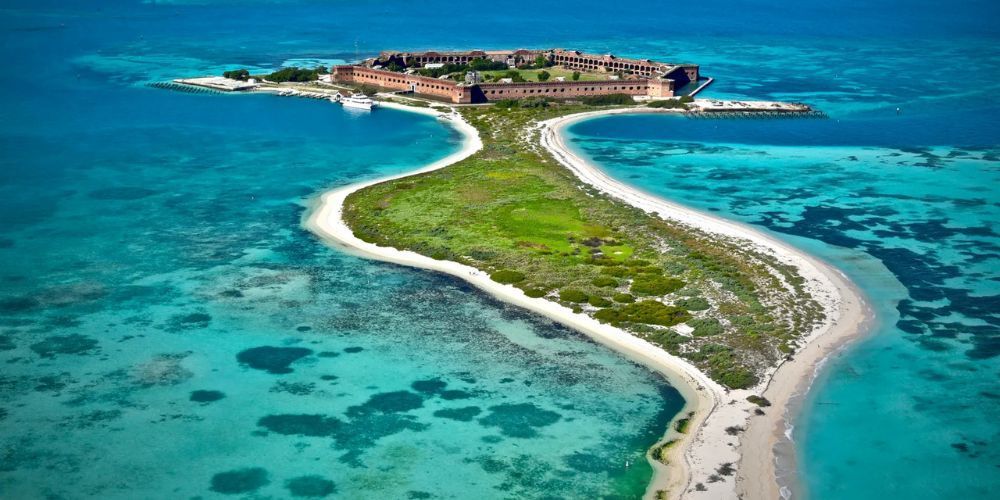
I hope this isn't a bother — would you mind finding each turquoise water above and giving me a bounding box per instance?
[1,0,998,498]
[566,42,1000,498]
[0,3,689,498]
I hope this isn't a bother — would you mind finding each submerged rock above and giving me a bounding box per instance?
[210,467,269,494]
[236,346,312,374]
[285,475,336,497]
[190,390,226,403]
[29,334,99,358]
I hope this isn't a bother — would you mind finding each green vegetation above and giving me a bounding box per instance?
[648,95,694,109]
[746,395,772,407]
[222,69,249,81]
[537,70,551,82]
[591,276,618,288]
[342,101,825,389]
[595,301,691,327]
[481,67,605,83]
[674,412,694,433]
[265,66,323,83]
[580,93,635,106]
[650,439,677,464]
[631,275,685,296]
[689,317,723,336]
[490,269,525,284]
[559,289,589,303]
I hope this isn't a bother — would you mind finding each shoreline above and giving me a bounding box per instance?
[304,103,870,499]
[541,109,872,499]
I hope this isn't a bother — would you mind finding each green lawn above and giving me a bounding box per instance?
[479,67,609,82]
[342,103,825,389]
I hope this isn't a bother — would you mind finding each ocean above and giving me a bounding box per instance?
[0,0,996,498]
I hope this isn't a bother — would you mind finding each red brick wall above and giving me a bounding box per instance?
[331,66,471,103]
[476,80,651,101]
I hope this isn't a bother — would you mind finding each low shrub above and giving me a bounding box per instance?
[631,274,685,296]
[490,269,525,284]
[689,317,723,337]
[592,276,618,288]
[588,295,612,307]
[595,301,691,327]
[559,289,589,303]
[580,93,634,106]
[613,293,635,303]
[746,395,771,407]
[601,266,627,277]
[647,99,688,110]
[676,296,710,311]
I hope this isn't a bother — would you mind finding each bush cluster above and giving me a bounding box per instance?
[689,317,723,336]
[580,93,635,106]
[591,276,618,288]
[559,289,589,303]
[594,301,690,327]
[631,274,685,296]
[223,69,250,81]
[490,269,525,284]
[266,66,323,82]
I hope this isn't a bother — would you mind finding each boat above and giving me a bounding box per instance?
[333,93,377,111]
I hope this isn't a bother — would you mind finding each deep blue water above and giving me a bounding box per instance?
[1,0,997,498]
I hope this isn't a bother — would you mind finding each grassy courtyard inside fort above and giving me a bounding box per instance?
[342,102,826,389]
[478,66,608,82]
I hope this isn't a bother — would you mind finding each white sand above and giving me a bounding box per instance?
[305,103,870,500]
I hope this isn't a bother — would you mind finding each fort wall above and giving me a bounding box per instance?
[333,48,697,103]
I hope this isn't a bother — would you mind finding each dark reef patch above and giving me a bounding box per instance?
[478,403,561,438]
[345,391,424,418]
[411,378,447,394]
[439,390,473,400]
[343,346,363,353]
[258,414,342,437]
[237,346,313,374]
[285,475,336,497]
[0,296,40,315]
[164,312,211,332]
[210,467,270,494]
[190,390,226,403]
[29,334,99,358]
[433,406,481,422]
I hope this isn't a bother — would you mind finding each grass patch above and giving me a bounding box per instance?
[342,102,824,389]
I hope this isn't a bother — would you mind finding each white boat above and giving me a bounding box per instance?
[333,93,377,111]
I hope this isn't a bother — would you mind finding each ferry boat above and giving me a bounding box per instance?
[333,93,377,111]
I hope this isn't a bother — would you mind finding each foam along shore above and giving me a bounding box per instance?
[305,102,870,500]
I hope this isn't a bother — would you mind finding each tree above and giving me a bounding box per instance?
[571,71,581,81]
[534,54,547,68]
[223,69,250,81]
[537,70,550,82]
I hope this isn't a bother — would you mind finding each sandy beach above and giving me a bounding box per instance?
[306,103,871,499]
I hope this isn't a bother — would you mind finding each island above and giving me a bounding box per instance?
[173,47,868,499]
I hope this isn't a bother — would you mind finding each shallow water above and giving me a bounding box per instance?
[1,0,998,498]
[0,3,687,498]
[566,75,999,498]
